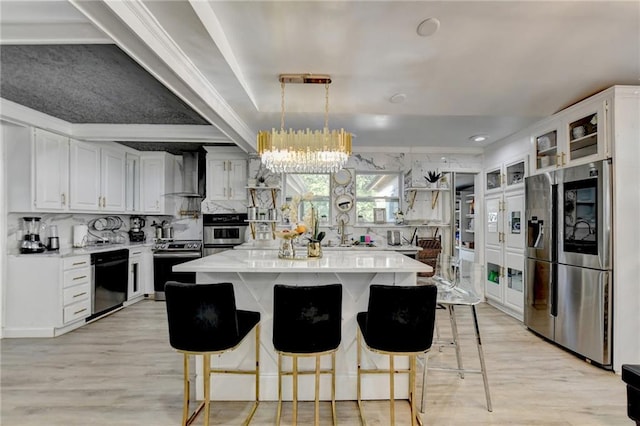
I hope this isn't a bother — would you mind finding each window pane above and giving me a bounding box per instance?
[284,174,331,222]
[355,172,401,223]
[356,173,399,197]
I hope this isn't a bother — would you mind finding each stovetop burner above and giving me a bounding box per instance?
[152,240,202,252]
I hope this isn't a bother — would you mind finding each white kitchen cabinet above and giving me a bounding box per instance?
[7,127,70,212]
[530,98,609,174]
[6,254,91,337]
[484,189,525,319]
[69,140,126,212]
[206,159,247,200]
[141,152,175,214]
[125,152,141,212]
[485,156,527,193]
[127,247,148,302]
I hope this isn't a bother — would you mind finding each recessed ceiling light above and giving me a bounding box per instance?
[470,135,488,143]
[389,93,407,104]
[417,18,440,37]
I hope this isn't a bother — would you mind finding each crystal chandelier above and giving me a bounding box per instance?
[257,74,352,173]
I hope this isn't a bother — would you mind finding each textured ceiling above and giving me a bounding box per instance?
[0,44,207,125]
[116,141,233,156]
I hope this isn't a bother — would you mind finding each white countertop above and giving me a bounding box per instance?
[174,249,432,273]
[8,242,153,258]
[234,241,422,252]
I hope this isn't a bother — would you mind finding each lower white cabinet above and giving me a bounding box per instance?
[484,189,526,320]
[127,247,151,302]
[6,255,92,337]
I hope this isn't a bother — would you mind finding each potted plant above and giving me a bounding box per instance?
[424,171,442,188]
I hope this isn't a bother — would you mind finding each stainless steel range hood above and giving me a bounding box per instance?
[167,151,206,198]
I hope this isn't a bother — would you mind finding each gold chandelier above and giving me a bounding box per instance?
[257,74,352,173]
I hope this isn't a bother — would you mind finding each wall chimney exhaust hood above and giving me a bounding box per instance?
[166,151,206,198]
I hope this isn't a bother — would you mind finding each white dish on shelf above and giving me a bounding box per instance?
[537,136,551,151]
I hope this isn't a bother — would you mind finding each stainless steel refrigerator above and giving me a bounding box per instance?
[524,159,612,368]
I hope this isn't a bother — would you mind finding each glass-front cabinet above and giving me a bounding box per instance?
[530,99,608,174]
[486,157,526,193]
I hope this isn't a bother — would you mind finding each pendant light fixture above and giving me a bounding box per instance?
[257,74,352,173]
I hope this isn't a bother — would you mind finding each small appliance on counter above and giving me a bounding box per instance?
[73,224,89,248]
[47,225,60,251]
[20,217,45,254]
[128,216,146,243]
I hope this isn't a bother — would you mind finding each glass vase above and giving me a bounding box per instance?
[279,238,295,259]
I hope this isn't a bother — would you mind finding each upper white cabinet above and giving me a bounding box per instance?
[7,127,70,212]
[205,147,247,201]
[531,97,609,174]
[485,156,527,193]
[125,152,141,212]
[69,140,126,212]
[141,152,175,214]
[34,129,70,211]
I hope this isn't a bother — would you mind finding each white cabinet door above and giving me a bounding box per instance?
[125,153,141,212]
[206,158,247,200]
[228,159,247,200]
[504,191,525,251]
[141,157,163,213]
[504,251,525,311]
[485,247,503,302]
[100,147,126,211]
[33,128,69,210]
[206,159,228,200]
[69,139,101,210]
[485,195,502,247]
[128,248,145,301]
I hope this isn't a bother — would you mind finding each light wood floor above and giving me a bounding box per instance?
[1,300,629,425]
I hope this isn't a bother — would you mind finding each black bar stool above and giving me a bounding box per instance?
[622,364,640,424]
[165,281,261,426]
[272,284,343,425]
[357,284,437,426]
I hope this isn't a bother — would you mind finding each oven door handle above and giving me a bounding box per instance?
[153,252,202,259]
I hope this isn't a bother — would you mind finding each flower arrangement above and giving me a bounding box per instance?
[279,192,325,243]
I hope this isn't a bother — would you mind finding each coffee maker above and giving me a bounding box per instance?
[21,217,46,254]
[47,225,60,251]
[128,216,146,243]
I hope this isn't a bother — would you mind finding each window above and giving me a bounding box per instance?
[355,172,401,223]
[283,174,331,223]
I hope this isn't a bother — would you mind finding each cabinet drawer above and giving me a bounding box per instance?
[63,267,91,288]
[63,299,91,324]
[63,283,90,306]
[63,256,90,270]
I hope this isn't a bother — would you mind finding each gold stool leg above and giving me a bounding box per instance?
[331,352,337,425]
[182,354,190,426]
[277,353,282,426]
[357,327,366,425]
[389,355,395,426]
[293,355,298,425]
[410,355,417,426]
[315,355,320,426]
[203,353,211,426]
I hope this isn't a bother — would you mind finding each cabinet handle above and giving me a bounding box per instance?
[561,152,566,166]
[230,188,233,198]
[73,308,87,315]
[224,187,227,197]
[72,261,87,266]
[73,292,87,298]
[131,251,142,255]
[61,193,66,206]
[73,275,87,280]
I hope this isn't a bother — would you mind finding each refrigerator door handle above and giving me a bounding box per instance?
[551,262,558,317]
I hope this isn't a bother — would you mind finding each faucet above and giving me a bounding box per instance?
[338,219,350,246]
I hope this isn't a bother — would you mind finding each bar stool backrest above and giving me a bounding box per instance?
[273,284,343,354]
[165,281,240,352]
[364,284,437,352]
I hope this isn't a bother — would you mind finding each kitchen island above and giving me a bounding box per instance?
[173,249,432,401]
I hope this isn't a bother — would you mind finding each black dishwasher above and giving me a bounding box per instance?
[90,249,129,320]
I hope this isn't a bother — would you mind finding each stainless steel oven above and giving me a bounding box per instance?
[152,240,202,301]
[203,213,248,256]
